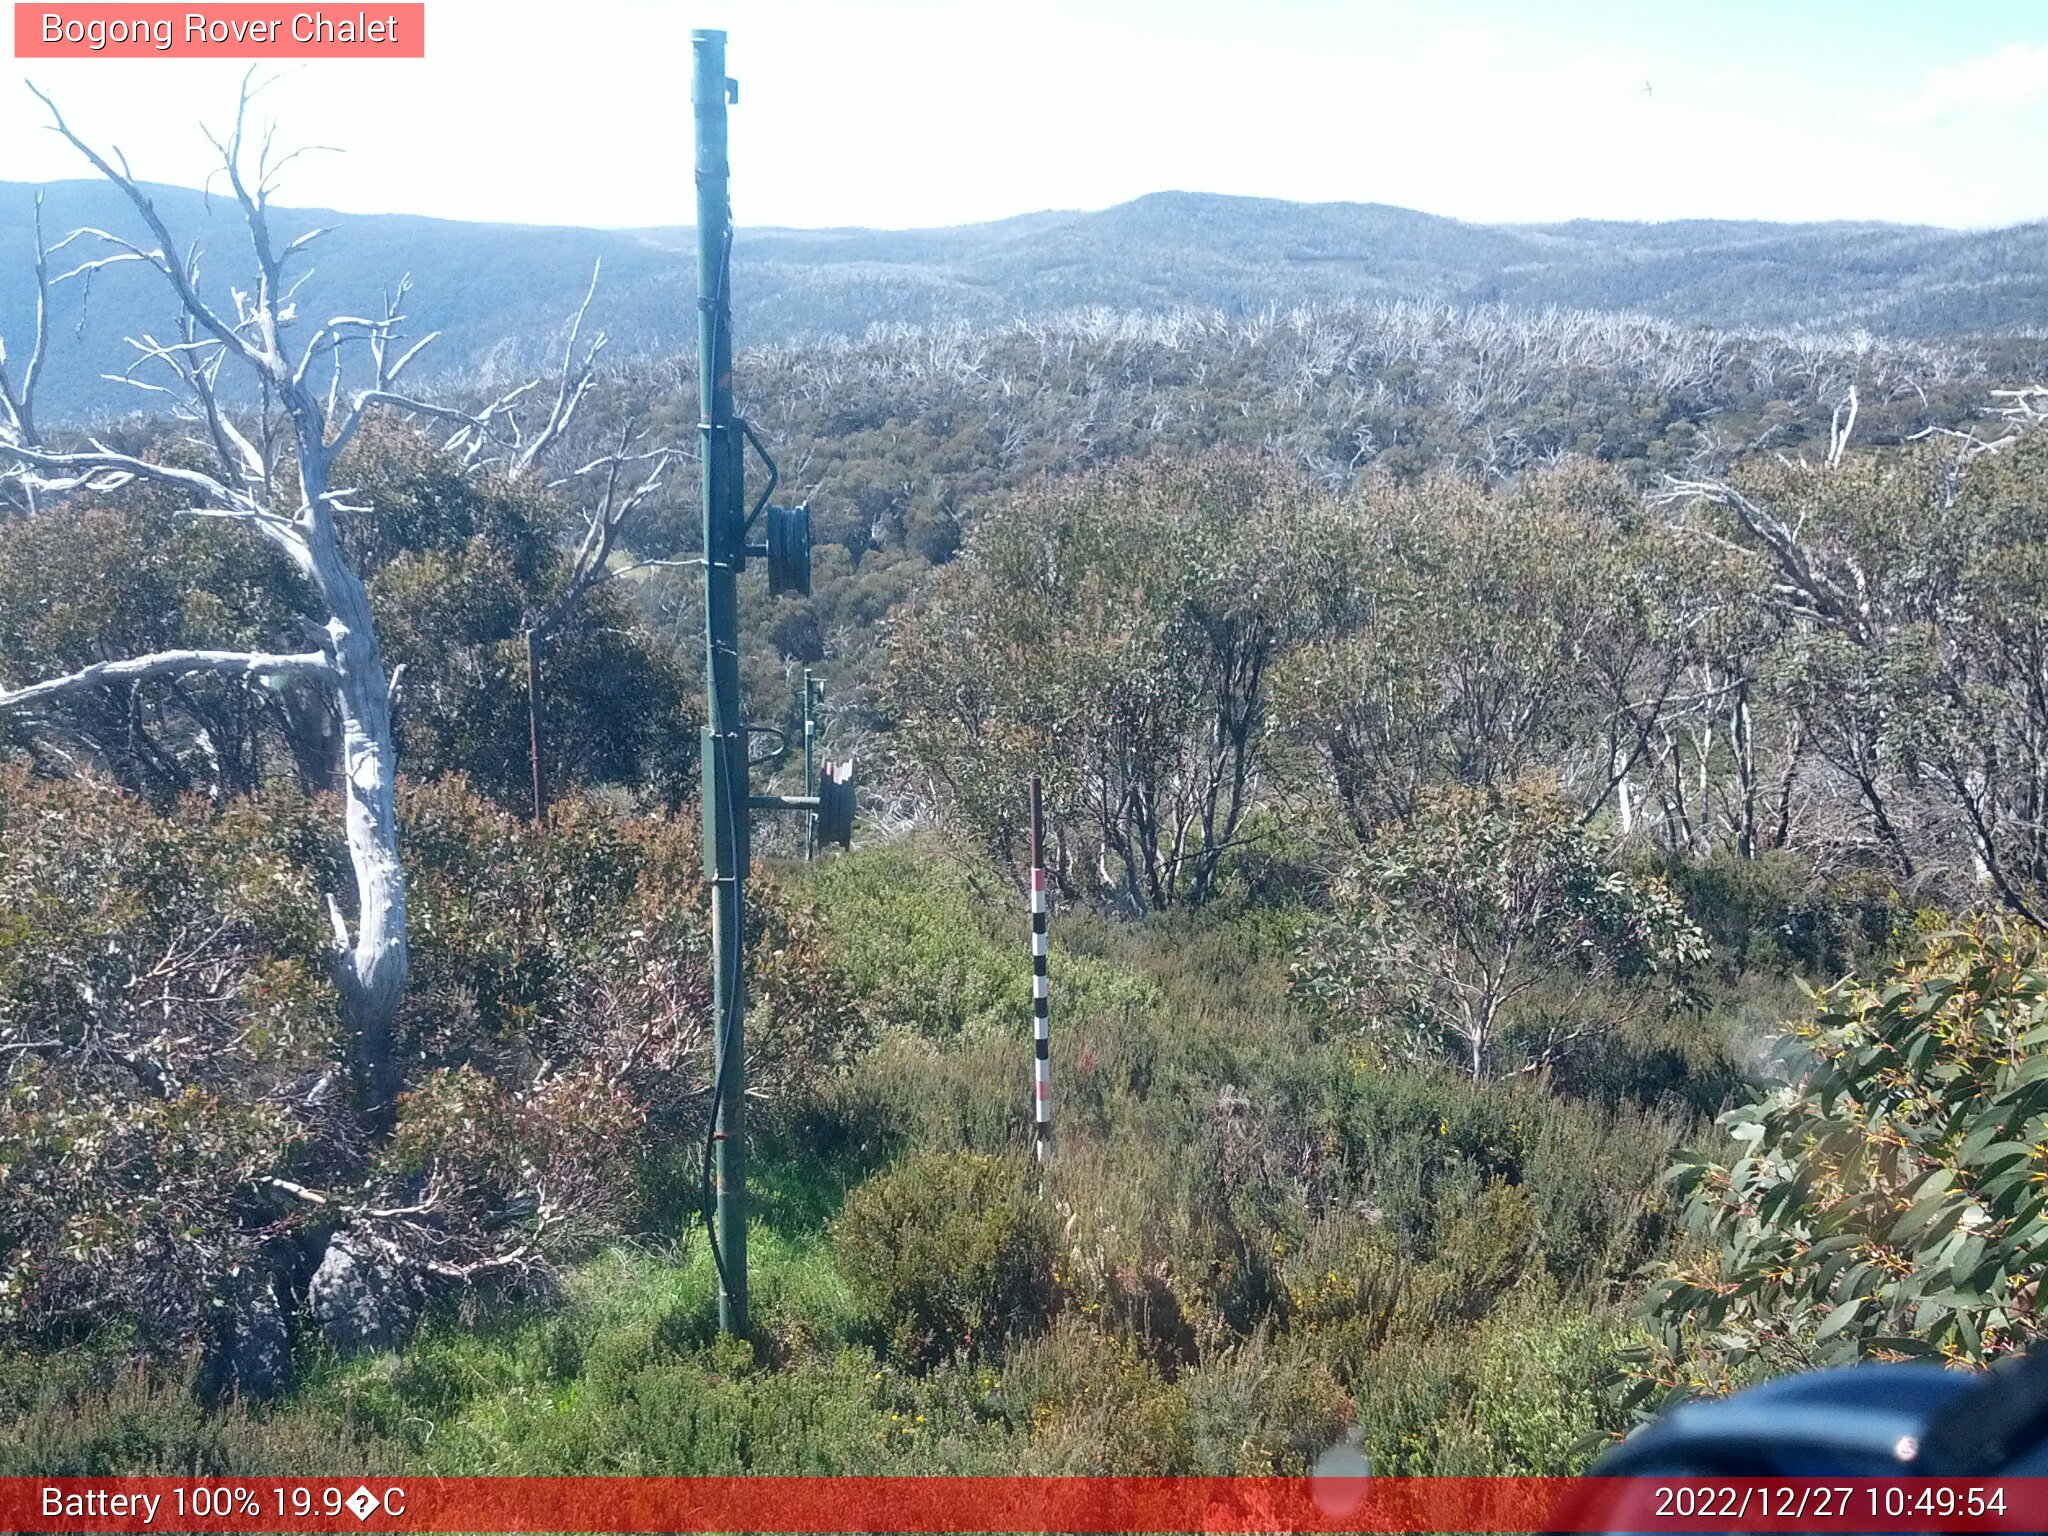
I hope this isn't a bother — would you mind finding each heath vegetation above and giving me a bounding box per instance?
[7,100,2048,1480]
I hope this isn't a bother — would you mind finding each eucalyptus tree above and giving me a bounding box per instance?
[1661,436,2048,919]
[1645,923,2048,1388]
[0,84,621,1110]
[883,452,1346,911]
[1292,784,1707,1080]
[1272,462,1695,841]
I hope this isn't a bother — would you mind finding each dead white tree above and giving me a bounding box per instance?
[0,82,623,1112]
[0,192,49,506]
[496,293,684,820]
[408,260,689,821]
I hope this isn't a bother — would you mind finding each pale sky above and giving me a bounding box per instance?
[5,0,2048,231]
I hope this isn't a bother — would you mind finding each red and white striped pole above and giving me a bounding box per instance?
[1029,775,1051,1164]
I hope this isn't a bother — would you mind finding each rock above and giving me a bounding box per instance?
[226,1278,292,1398]
[306,1230,422,1352]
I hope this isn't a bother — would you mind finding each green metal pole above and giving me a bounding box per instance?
[694,27,748,1338]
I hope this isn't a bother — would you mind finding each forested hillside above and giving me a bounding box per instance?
[10,132,2048,1485]
[582,304,2028,744]
[9,177,2048,418]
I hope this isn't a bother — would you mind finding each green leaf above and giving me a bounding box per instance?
[1967,1142,2033,1177]
[1816,1298,1863,1339]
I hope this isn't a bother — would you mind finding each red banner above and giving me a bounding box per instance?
[13,4,424,58]
[2,1476,2047,1532]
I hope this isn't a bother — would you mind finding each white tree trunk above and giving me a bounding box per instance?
[322,560,407,1108]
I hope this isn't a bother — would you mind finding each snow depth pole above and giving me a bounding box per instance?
[525,627,546,824]
[1029,776,1051,1163]
[695,27,749,1339]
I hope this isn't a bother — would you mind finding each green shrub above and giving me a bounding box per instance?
[1658,846,1908,980]
[452,1336,894,1475]
[993,1316,1350,1475]
[800,845,1021,1039]
[1179,1331,1352,1474]
[1543,991,1759,1120]
[801,842,1154,1043]
[0,767,866,1378]
[833,1151,1055,1367]
[1412,1181,1538,1325]
[1322,1062,1682,1286]
[1644,923,2048,1397]
[1047,1068,1310,1356]
[1465,1300,1635,1473]
[1294,784,1707,1079]
[1354,1289,1634,1474]
[0,769,344,1359]
[1280,1218,1412,1386]
[805,1031,1033,1167]
[0,1352,403,1476]
[997,1316,1194,1473]
[385,778,867,1256]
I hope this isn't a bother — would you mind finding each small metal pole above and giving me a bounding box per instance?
[525,627,546,824]
[1029,776,1050,1163]
[803,670,817,861]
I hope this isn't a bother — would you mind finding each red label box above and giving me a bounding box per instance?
[5,1476,2048,1532]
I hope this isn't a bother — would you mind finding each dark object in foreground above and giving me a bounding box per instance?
[1591,1352,2048,1513]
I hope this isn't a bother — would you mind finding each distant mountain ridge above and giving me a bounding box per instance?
[4,180,2046,419]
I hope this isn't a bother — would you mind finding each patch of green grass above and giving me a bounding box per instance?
[798,839,1156,1041]
[292,1221,864,1473]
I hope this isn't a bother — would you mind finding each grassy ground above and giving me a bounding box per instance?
[4,835,1778,1480]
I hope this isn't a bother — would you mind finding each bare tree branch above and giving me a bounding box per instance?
[1658,475,1873,644]
[3,437,244,508]
[27,82,275,377]
[534,426,685,637]
[511,259,606,480]
[1824,383,1859,470]
[0,648,334,709]
[0,190,51,456]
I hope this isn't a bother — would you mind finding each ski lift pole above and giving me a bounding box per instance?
[694,26,748,1339]
[693,34,849,1339]
[1029,777,1051,1163]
